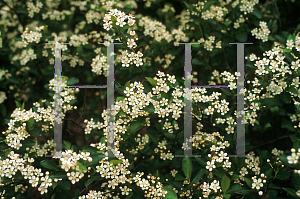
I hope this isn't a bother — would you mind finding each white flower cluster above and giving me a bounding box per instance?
[103,9,135,31]
[286,33,300,51]
[0,91,7,104]
[121,50,143,67]
[201,5,228,22]
[51,150,90,184]
[138,16,173,43]
[91,54,107,75]
[26,1,43,18]
[287,148,300,164]
[251,21,271,42]
[238,0,259,15]
[197,36,222,51]
[41,10,72,21]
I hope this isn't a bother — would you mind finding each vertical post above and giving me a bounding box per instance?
[176,42,254,158]
[228,42,252,158]
[175,43,201,158]
[45,42,70,158]
[64,42,122,158]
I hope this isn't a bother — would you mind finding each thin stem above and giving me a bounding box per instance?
[223,47,233,73]
[245,134,297,154]
[75,88,87,135]
[273,0,281,32]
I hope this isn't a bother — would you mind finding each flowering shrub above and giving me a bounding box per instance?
[1,0,300,198]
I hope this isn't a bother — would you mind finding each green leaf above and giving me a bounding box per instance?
[86,154,104,167]
[136,41,146,50]
[226,183,241,194]
[21,102,25,111]
[116,96,126,102]
[222,194,231,199]
[67,77,79,85]
[195,156,207,167]
[212,167,226,178]
[292,172,300,190]
[191,169,205,184]
[182,155,193,180]
[221,175,231,193]
[264,123,272,130]
[244,177,252,188]
[283,187,298,198]
[143,62,149,68]
[77,161,88,171]
[57,180,71,190]
[52,182,57,190]
[276,170,290,180]
[0,104,6,118]
[145,77,157,87]
[127,120,146,134]
[224,20,232,26]
[163,187,178,199]
[84,178,94,187]
[252,7,262,19]
[120,24,131,32]
[281,120,295,132]
[175,174,186,181]
[109,159,122,166]
[63,140,71,150]
[286,86,298,95]
[49,171,68,179]
[287,34,294,41]
[268,36,275,41]
[40,159,59,171]
[4,149,11,159]
[115,82,125,96]
[202,1,215,11]
[126,191,133,199]
[183,1,198,13]
[111,16,119,33]
[284,52,296,62]
[74,190,80,199]
[124,80,131,89]
[280,91,291,104]
[15,101,22,109]
[27,117,34,129]
[236,31,247,42]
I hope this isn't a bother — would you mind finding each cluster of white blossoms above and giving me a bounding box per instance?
[138,16,173,43]
[286,32,300,51]
[188,1,228,23]
[121,49,143,67]
[0,91,7,104]
[91,53,108,75]
[52,150,90,184]
[197,36,222,51]
[26,1,43,18]
[233,15,247,29]
[237,0,259,15]
[251,21,271,42]
[41,9,72,21]
[103,9,135,31]
[201,5,228,22]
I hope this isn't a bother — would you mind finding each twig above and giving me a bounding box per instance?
[223,47,233,73]
[273,0,281,32]
[64,119,85,130]
[71,180,102,199]
[75,88,87,135]
[245,134,297,154]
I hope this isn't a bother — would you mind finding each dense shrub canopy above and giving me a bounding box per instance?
[0,0,300,198]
